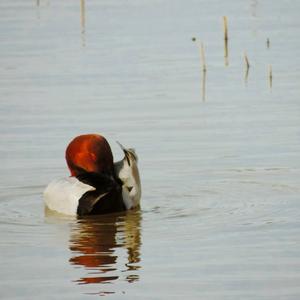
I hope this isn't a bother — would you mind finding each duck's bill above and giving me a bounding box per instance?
[116,141,126,151]
[116,141,131,166]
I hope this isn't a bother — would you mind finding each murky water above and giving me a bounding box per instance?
[1,0,300,299]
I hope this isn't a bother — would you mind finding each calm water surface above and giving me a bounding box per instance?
[0,0,300,299]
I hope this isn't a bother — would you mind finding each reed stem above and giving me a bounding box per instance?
[244,52,250,69]
[223,16,229,66]
[223,16,228,41]
[269,65,273,88]
[200,42,207,73]
[243,52,250,84]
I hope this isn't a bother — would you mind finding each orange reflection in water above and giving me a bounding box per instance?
[69,210,142,288]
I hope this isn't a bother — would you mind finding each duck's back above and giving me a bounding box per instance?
[44,177,95,216]
[44,175,125,216]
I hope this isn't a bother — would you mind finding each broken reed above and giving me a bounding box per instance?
[192,37,207,101]
[244,52,250,83]
[223,16,229,66]
[223,16,228,42]
[244,52,250,70]
[269,65,273,88]
[200,42,207,101]
[80,0,86,33]
[192,38,207,73]
[200,42,207,73]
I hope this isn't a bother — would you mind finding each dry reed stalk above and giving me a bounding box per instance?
[223,16,229,66]
[80,0,86,33]
[269,65,273,88]
[223,16,228,41]
[243,52,250,83]
[244,52,250,69]
[200,42,207,73]
[201,68,206,101]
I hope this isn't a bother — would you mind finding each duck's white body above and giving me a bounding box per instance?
[44,177,95,216]
[44,141,141,216]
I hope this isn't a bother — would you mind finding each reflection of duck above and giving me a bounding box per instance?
[44,134,141,216]
[69,210,142,286]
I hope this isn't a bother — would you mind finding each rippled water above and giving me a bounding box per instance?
[1,0,300,299]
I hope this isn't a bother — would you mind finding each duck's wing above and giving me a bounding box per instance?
[76,189,109,216]
[76,171,125,216]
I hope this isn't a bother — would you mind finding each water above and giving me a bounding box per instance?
[0,0,300,299]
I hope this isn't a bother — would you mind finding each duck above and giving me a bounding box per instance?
[44,134,141,216]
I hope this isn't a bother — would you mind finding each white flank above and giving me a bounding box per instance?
[44,177,95,216]
[114,150,141,210]
[121,185,134,210]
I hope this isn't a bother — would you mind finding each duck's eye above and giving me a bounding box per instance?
[127,186,133,192]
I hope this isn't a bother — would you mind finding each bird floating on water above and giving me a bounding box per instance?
[44,134,141,216]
